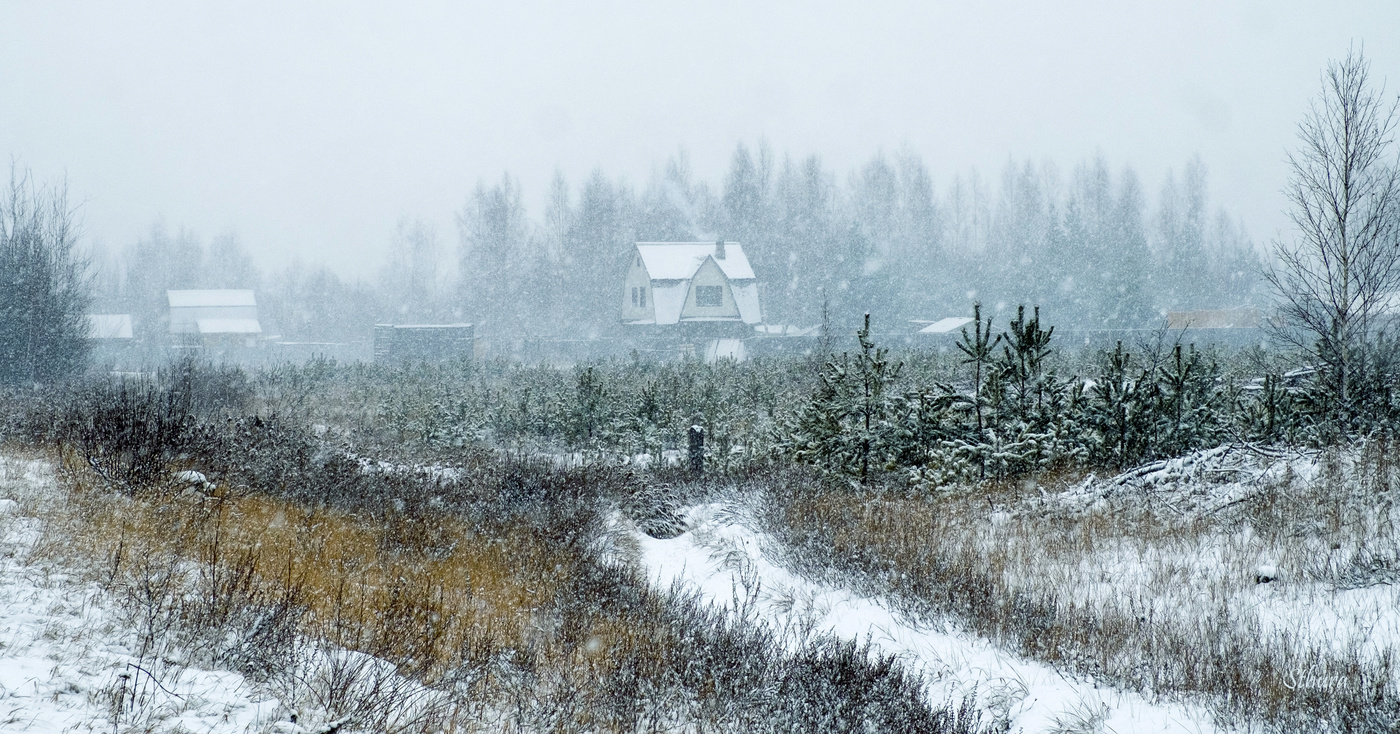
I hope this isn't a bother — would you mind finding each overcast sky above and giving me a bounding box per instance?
[3,1,1397,279]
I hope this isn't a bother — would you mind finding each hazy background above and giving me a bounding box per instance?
[2,1,1397,280]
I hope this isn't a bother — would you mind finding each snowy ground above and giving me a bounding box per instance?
[632,500,1224,733]
[1051,446,1400,662]
[0,457,295,734]
[8,442,1392,732]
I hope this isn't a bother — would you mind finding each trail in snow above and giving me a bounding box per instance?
[632,501,1223,734]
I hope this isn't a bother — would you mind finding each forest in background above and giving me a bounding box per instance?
[87,144,1264,348]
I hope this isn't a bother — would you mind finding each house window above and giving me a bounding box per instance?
[639,287,646,307]
[631,287,638,307]
[695,285,722,308]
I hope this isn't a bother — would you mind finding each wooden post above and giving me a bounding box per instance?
[688,423,705,475]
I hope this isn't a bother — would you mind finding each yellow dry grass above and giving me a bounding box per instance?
[39,445,661,693]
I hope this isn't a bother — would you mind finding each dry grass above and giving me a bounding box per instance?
[0,366,1012,731]
[32,448,677,728]
[22,441,977,733]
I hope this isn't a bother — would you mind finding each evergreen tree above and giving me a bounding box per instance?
[784,313,905,483]
[1086,342,1151,468]
[1207,211,1264,307]
[997,305,1055,427]
[955,302,1001,432]
[892,149,944,318]
[1105,166,1155,328]
[1152,343,1222,455]
[773,154,837,325]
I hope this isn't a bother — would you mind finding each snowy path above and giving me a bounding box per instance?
[633,502,1222,733]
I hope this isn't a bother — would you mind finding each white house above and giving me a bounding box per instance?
[621,241,762,326]
[167,290,262,346]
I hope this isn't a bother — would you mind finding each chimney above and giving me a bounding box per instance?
[714,239,726,260]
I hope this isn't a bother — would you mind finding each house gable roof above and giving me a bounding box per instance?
[635,242,755,281]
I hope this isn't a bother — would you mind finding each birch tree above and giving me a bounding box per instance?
[1266,49,1400,413]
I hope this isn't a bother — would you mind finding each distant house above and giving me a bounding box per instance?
[167,290,262,347]
[621,241,762,329]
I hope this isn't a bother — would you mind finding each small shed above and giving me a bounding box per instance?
[168,290,263,346]
[374,323,474,363]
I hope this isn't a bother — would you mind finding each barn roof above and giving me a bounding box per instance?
[636,242,755,281]
[168,289,257,308]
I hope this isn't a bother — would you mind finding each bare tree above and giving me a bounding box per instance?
[1266,48,1400,411]
[0,165,92,384]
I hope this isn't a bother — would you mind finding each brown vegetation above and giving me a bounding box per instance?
[761,446,1400,730]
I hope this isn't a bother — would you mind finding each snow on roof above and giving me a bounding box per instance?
[704,338,747,363]
[86,314,133,339]
[636,242,755,281]
[196,318,262,334]
[650,282,690,325]
[168,290,257,308]
[918,317,975,334]
[755,324,820,336]
[730,281,763,324]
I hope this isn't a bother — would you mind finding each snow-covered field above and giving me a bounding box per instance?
[1048,447,1400,663]
[7,443,1399,731]
[0,456,445,734]
[633,500,1223,733]
[0,457,288,733]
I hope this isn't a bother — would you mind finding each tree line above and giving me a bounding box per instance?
[78,148,1262,352]
[11,48,1395,413]
[457,148,1263,343]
